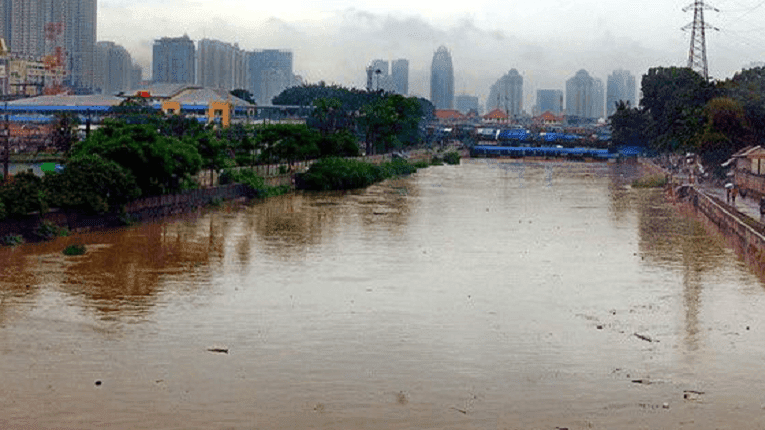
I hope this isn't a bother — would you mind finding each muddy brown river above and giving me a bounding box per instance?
[2,159,765,429]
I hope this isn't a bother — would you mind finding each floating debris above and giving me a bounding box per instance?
[207,347,229,354]
[634,333,657,343]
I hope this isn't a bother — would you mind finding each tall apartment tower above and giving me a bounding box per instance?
[130,62,142,88]
[430,46,454,110]
[94,40,132,95]
[368,59,389,91]
[391,59,408,95]
[487,69,523,116]
[248,49,293,105]
[536,89,564,115]
[606,69,637,116]
[153,35,195,84]
[566,69,596,119]
[0,0,97,92]
[197,39,247,90]
[592,78,604,119]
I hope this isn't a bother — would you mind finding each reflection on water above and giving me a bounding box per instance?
[2,160,765,429]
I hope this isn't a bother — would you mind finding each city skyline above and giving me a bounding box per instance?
[96,0,765,107]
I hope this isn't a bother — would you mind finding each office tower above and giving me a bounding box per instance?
[367,59,389,91]
[430,46,454,110]
[130,63,142,88]
[94,41,131,94]
[197,39,247,90]
[566,69,596,118]
[487,69,523,116]
[391,59,408,95]
[63,0,97,92]
[606,69,636,116]
[455,94,479,114]
[536,89,564,115]
[248,49,293,105]
[592,78,604,119]
[153,35,195,84]
[0,0,10,47]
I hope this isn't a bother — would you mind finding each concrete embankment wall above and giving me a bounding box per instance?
[683,186,765,272]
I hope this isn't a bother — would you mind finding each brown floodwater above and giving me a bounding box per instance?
[2,159,765,429]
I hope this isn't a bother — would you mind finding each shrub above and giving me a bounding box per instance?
[0,171,48,217]
[443,151,461,165]
[297,157,419,191]
[413,160,430,169]
[63,243,86,256]
[1,235,23,247]
[34,220,68,240]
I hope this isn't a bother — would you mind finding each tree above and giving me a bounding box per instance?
[609,101,651,148]
[718,66,765,144]
[694,97,752,174]
[0,171,48,218]
[231,89,255,105]
[44,154,140,214]
[256,124,320,164]
[640,67,714,152]
[71,121,202,196]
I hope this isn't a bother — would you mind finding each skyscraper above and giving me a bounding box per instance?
[430,46,454,110]
[153,35,195,84]
[94,40,131,95]
[592,78,604,119]
[487,69,523,116]
[368,59,389,91]
[248,49,293,105]
[566,69,596,119]
[391,59,408,95]
[606,69,636,116]
[197,39,247,90]
[0,0,97,92]
[536,89,563,115]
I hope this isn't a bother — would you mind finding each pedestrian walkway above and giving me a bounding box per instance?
[699,183,765,222]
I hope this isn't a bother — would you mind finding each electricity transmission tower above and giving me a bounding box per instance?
[682,0,719,80]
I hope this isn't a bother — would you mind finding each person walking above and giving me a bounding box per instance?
[732,186,738,204]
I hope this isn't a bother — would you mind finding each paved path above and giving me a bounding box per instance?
[699,182,765,222]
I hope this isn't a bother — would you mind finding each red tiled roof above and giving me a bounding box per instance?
[435,109,465,120]
[483,108,508,119]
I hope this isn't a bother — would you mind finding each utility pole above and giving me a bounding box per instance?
[2,102,8,182]
[682,0,719,80]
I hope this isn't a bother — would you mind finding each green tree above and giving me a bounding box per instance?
[71,121,202,196]
[609,101,651,148]
[640,67,714,152]
[256,124,320,164]
[718,66,765,144]
[694,97,752,174]
[0,171,48,217]
[231,89,255,105]
[44,154,140,214]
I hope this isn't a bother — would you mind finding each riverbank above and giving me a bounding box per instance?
[643,157,765,277]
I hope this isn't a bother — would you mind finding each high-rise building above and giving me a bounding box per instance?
[62,0,97,92]
[455,94,479,114]
[130,62,142,88]
[606,69,636,116]
[487,69,523,116]
[153,35,195,84]
[391,59,408,95]
[536,89,563,115]
[94,40,131,95]
[592,78,604,119]
[566,69,596,119]
[248,49,293,105]
[0,0,97,92]
[430,46,454,110]
[197,39,247,90]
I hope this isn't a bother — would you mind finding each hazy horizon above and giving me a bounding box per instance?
[99,0,765,108]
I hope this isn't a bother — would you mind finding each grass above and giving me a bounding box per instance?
[632,174,669,188]
[1,235,23,247]
[219,168,292,198]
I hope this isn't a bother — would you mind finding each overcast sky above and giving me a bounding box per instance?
[99,0,765,108]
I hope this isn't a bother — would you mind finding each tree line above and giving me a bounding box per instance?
[610,66,765,176]
[0,83,433,223]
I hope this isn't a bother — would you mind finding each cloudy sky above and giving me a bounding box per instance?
[98,0,765,108]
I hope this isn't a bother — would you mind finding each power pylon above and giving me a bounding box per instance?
[682,0,719,80]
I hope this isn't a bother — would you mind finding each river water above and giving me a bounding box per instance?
[2,159,765,429]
